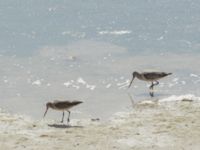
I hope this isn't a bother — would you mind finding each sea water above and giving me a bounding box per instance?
[0,0,200,120]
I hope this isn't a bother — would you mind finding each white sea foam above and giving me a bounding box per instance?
[86,84,96,90]
[159,94,200,102]
[32,80,41,86]
[118,80,130,89]
[77,77,86,85]
[63,82,71,87]
[106,84,112,88]
[98,30,132,35]
[63,78,96,90]
[168,83,174,87]
[157,36,164,41]
[4,80,8,83]
[61,31,86,38]
[172,78,179,82]
[190,74,199,78]
[72,85,80,89]
[46,83,51,86]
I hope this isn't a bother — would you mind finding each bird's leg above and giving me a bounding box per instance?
[67,111,71,125]
[150,91,154,97]
[61,111,65,123]
[154,81,159,86]
[150,81,159,89]
[149,81,159,97]
[150,82,154,90]
[149,82,154,97]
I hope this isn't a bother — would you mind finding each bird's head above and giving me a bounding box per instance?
[128,71,138,88]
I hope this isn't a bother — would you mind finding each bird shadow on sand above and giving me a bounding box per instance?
[48,124,84,129]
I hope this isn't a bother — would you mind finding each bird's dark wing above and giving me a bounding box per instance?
[54,100,82,109]
[54,101,71,109]
[71,100,83,105]
[143,72,170,80]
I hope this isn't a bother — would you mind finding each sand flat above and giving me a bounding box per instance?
[1,100,200,150]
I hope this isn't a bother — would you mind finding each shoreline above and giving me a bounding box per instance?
[1,96,200,150]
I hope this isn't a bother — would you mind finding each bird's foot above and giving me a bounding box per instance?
[149,85,154,90]
[67,119,70,125]
[150,92,154,97]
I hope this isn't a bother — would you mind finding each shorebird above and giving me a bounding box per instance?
[43,100,83,124]
[128,71,172,97]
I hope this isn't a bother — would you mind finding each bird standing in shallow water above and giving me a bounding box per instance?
[43,100,83,124]
[128,71,172,97]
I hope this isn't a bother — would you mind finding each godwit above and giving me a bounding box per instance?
[128,71,172,97]
[43,100,83,124]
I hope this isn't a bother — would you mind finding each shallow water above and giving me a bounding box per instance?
[0,45,200,120]
[1,0,200,120]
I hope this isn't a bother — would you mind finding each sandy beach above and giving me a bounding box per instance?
[1,96,200,150]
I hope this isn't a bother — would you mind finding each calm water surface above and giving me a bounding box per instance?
[0,0,200,120]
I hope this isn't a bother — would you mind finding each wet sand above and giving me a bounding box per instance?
[1,99,200,150]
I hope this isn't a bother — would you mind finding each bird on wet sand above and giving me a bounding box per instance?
[43,100,83,124]
[128,71,172,97]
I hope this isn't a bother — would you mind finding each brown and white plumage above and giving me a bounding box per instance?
[43,100,83,123]
[128,71,172,97]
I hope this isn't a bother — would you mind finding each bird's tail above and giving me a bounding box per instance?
[167,73,172,76]
[72,101,83,106]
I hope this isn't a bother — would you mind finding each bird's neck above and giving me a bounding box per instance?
[135,72,143,80]
[134,72,139,77]
[49,103,55,109]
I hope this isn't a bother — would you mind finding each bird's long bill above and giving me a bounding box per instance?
[43,107,48,118]
[128,76,135,88]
